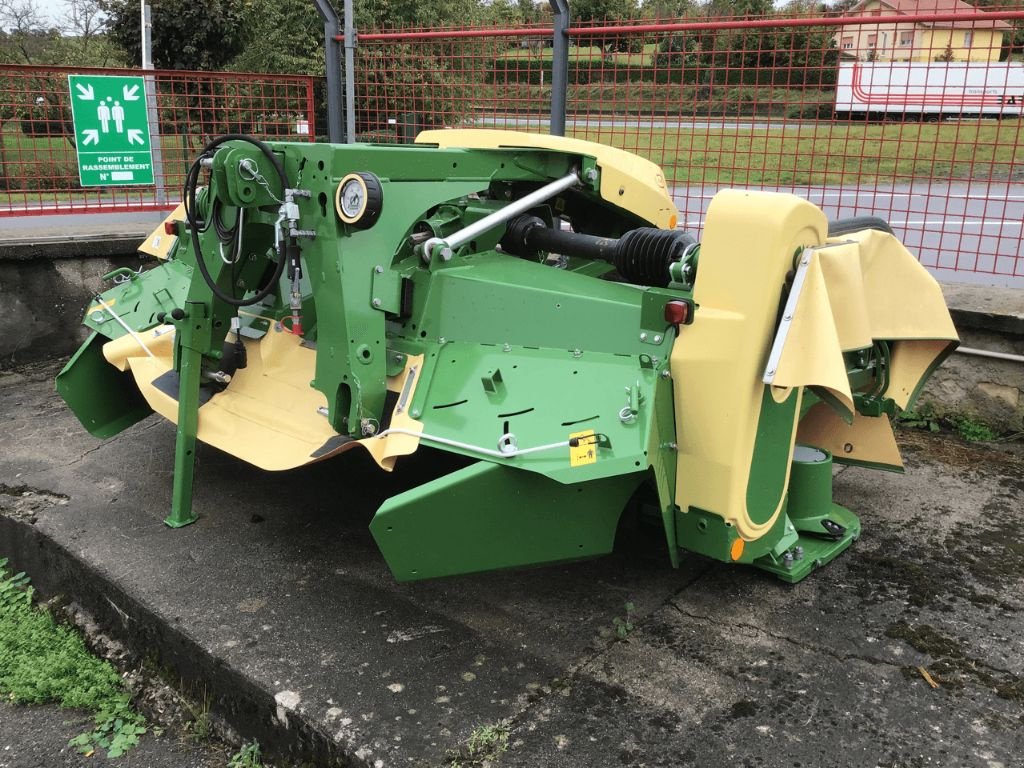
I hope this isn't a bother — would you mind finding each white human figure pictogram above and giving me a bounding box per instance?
[97,98,112,133]
[111,100,125,133]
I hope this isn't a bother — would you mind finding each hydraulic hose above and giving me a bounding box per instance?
[183,134,290,307]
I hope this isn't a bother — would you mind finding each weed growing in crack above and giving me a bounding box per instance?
[228,741,266,768]
[0,558,147,758]
[445,721,510,767]
[613,602,636,639]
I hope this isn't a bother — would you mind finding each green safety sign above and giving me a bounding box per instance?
[68,74,154,187]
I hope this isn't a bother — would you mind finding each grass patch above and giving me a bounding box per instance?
[569,121,1024,186]
[445,721,511,767]
[0,558,147,758]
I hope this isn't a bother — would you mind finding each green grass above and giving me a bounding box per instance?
[4,109,1021,200]
[0,558,147,758]
[568,121,1024,186]
[499,43,660,64]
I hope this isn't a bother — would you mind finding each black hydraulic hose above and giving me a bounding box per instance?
[183,134,290,308]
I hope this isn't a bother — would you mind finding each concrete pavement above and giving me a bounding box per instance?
[1,360,1022,767]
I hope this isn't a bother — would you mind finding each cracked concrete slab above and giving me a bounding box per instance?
[1,361,1022,767]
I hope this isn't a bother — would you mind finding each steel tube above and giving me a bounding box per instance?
[423,170,579,260]
[548,0,569,137]
[956,346,1024,364]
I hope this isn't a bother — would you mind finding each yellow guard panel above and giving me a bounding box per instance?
[416,129,679,229]
[671,190,827,541]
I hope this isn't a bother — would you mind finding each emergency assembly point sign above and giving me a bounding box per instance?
[68,74,154,187]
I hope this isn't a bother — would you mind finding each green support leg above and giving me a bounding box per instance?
[165,302,209,528]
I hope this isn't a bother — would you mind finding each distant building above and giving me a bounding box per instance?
[836,0,1009,62]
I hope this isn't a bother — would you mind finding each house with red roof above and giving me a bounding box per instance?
[836,0,1010,62]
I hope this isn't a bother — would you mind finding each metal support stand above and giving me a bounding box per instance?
[165,301,209,528]
[141,3,168,205]
[342,0,357,143]
[548,0,570,137]
[310,0,344,143]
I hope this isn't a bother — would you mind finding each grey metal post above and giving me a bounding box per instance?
[548,0,569,136]
[343,0,356,143]
[141,2,167,205]
[311,0,344,143]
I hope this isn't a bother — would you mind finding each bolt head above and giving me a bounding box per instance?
[440,247,454,261]
[372,297,382,308]
[639,332,648,341]
[653,334,662,344]
[374,265,384,274]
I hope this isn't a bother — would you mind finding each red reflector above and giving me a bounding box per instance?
[164,220,177,236]
[664,300,689,325]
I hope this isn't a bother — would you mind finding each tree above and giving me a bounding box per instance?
[571,0,640,54]
[0,0,58,64]
[99,0,246,70]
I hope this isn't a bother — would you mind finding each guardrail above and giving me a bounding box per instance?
[0,65,315,217]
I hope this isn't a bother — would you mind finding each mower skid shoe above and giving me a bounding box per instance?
[369,460,644,581]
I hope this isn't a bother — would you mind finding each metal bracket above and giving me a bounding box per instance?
[763,247,813,385]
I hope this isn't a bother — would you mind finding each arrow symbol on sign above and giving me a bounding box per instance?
[123,84,140,101]
[75,83,94,100]
[127,129,145,145]
[82,129,99,146]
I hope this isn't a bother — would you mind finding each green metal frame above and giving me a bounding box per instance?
[54,137,942,584]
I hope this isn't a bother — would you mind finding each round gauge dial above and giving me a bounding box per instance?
[335,172,383,228]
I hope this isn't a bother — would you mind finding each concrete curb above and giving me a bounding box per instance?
[0,514,351,767]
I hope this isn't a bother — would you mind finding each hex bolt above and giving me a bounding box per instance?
[374,265,384,274]
[438,337,447,345]
[584,168,598,183]
[440,247,454,261]
[782,551,794,569]
[372,298,382,308]
[660,369,671,379]
[411,409,421,418]
[653,335,662,344]
[793,546,805,561]
[640,332,648,341]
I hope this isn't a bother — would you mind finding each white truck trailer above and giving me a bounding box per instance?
[834,61,1024,120]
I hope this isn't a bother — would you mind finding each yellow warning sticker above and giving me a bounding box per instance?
[569,429,598,467]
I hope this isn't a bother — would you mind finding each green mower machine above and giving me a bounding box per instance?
[56,130,958,582]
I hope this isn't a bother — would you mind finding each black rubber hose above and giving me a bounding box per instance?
[827,216,894,237]
[183,134,289,308]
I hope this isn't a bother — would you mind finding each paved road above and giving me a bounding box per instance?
[2,183,1021,288]
[671,181,1024,289]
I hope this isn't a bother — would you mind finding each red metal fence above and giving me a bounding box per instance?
[355,11,1024,287]
[0,65,315,216]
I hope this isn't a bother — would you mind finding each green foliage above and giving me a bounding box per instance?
[446,721,510,767]
[897,407,999,442]
[0,558,146,758]
[951,415,998,443]
[228,741,266,768]
[897,407,942,433]
[100,0,247,70]
[612,601,635,639]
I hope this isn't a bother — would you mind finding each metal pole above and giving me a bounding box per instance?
[311,0,343,143]
[343,0,356,143]
[141,2,168,205]
[548,0,569,136]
